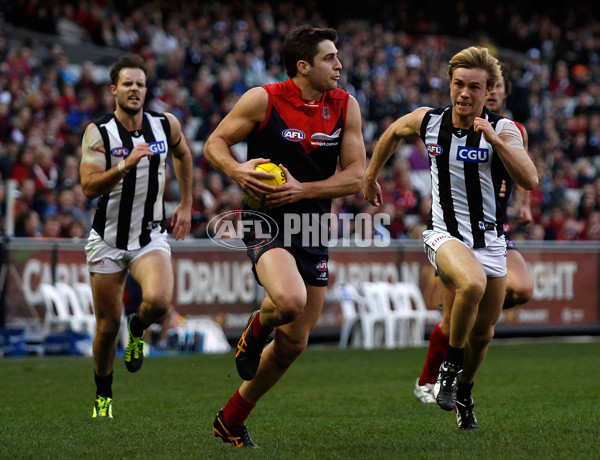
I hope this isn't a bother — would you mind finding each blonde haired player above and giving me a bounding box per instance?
[363,47,537,430]
[414,71,535,412]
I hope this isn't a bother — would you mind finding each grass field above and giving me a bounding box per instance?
[1,339,599,459]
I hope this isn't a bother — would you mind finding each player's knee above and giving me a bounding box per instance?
[271,291,307,323]
[273,334,308,366]
[469,326,494,349]
[143,291,171,314]
[439,318,451,336]
[508,270,533,298]
[96,317,121,340]
[289,339,308,359]
[283,340,308,362]
[458,277,486,304]
[512,284,533,305]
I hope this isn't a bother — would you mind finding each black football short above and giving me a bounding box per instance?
[244,233,329,287]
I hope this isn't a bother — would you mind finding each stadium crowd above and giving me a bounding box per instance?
[1,0,600,242]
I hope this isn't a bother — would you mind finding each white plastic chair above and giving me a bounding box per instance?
[398,282,442,325]
[362,281,417,349]
[73,282,95,317]
[358,282,390,349]
[388,282,424,346]
[55,282,96,337]
[337,283,362,348]
[38,283,75,334]
[73,281,129,348]
[390,282,442,346]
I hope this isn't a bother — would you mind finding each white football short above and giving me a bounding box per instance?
[85,229,171,274]
[422,229,507,278]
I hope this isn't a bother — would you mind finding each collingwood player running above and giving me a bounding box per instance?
[363,46,538,430]
[80,54,192,419]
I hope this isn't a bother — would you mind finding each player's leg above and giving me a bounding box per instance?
[432,240,487,411]
[129,249,174,325]
[455,275,506,430]
[124,249,174,372]
[504,249,533,309]
[215,285,324,446]
[415,279,453,402]
[240,283,325,403]
[438,284,454,335]
[91,269,127,418]
[254,248,309,329]
[92,270,128,375]
[462,275,505,383]
[234,248,308,381]
[435,241,487,350]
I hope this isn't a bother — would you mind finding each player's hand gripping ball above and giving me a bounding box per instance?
[242,163,287,210]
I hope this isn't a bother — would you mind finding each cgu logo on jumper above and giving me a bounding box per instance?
[282,128,305,142]
[110,147,129,157]
[149,140,167,155]
[456,146,490,163]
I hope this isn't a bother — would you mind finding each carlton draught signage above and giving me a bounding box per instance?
[3,240,599,336]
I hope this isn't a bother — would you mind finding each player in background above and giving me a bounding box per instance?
[80,54,193,419]
[414,72,534,408]
[363,47,538,430]
[204,25,366,448]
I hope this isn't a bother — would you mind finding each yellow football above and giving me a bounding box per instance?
[242,162,287,210]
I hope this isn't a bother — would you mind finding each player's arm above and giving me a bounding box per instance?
[165,112,193,240]
[80,124,154,199]
[332,95,367,197]
[265,96,366,207]
[515,184,533,225]
[203,87,279,198]
[80,124,151,199]
[363,106,430,206]
[515,124,533,225]
[474,117,538,190]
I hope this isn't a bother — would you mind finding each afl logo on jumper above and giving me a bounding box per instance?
[426,144,443,156]
[110,147,129,157]
[457,146,490,163]
[282,129,305,142]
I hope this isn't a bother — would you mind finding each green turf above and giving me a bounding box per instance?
[1,340,599,459]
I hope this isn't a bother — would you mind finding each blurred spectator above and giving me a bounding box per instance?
[549,60,574,97]
[556,218,584,241]
[15,178,37,215]
[32,145,59,190]
[406,141,430,171]
[9,147,35,184]
[56,4,89,44]
[58,155,81,190]
[67,219,88,239]
[2,1,600,242]
[14,209,40,237]
[41,214,62,238]
[577,184,600,220]
[543,207,567,240]
[380,202,408,239]
[34,187,59,220]
[582,211,600,240]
